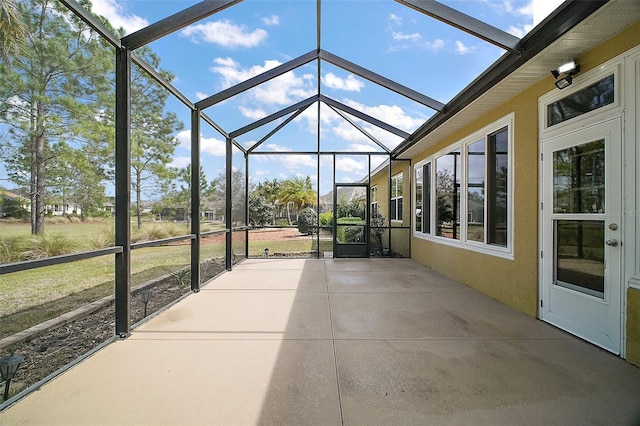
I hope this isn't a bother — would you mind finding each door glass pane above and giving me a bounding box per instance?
[336,186,366,244]
[553,140,605,214]
[554,220,604,298]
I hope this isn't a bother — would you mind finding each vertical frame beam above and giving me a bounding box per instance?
[225,137,233,270]
[244,152,249,260]
[115,47,132,337]
[190,109,201,292]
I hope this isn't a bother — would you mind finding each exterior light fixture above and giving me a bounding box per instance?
[1,353,25,401]
[264,248,269,257]
[139,289,152,317]
[551,60,580,89]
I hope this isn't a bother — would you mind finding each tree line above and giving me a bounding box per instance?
[0,0,181,233]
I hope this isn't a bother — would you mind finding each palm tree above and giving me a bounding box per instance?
[0,0,26,63]
[278,176,316,225]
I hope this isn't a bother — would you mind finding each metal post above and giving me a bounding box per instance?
[244,152,249,260]
[225,137,233,270]
[115,47,131,337]
[190,109,201,292]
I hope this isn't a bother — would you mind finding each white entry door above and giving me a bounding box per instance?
[541,118,622,354]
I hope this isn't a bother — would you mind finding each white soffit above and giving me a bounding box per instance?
[398,0,640,160]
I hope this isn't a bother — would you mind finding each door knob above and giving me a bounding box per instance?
[605,239,618,247]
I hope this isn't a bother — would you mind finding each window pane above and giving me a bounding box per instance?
[488,128,508,246]
[390,198,397,221]
[424,163,431,234]
[468,140,485,242]
[396,174,403,197]
[415,167,423,232]
[547,75,614,127]
[436,150,460,240]
[553,140,605,214]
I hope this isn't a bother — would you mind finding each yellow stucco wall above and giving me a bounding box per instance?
[370,160,412,257]
[628,288,640,367]
[410,21,640,319]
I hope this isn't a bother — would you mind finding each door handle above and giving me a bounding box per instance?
[605,239,618,247]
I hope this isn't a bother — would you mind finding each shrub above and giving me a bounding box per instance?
[30,234,80,258]
[0,237,28,263]
[319,211,333,227]
[143,225,170,241]
[276,219,289,227]
[67,215,82,223]
[172,268,191,287]
[297,207,317,235]
[89,229,115,249]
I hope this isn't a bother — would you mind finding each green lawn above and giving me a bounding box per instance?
[0,222,326,339]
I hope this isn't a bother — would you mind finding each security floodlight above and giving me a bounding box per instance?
[551,60,580,89]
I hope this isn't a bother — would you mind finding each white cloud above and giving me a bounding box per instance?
[262,15,280,26]
[176,130,225,157]
[195,92,209,101]
[389,13,403,26]
[425,38,445,51]
[211,57,280,88]
[239,106,268,120]
[322,73,364,92]
[168,156,191,169]
[392,31,421,42]
[210,58,314,105]
[455,40,474,55]
[507,23,534,38]
[90,0,148,34]
[342,99,424,133]
[335,156,366,173]
[259,148,317,170]
[181,20,267,48]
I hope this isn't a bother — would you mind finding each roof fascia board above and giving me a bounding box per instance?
[58,0,121,47]
[326,104,390,153]
[230,96,318,139]
[196,50,318,110]
[320,95,411,139]
[121,0,242,50]
[320,50,444,111]
[393,0,608,158]
[396,0,521,53]
[248,105,312,153]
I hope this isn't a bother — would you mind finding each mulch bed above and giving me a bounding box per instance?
[3,259,226,400]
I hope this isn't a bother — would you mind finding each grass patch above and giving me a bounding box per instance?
[247,237,325,257]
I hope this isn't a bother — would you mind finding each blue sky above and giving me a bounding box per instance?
[3,0,562,198]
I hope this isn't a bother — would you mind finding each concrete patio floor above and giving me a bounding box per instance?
[2,258,640,425]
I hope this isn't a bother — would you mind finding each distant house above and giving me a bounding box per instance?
[0,188,30,217]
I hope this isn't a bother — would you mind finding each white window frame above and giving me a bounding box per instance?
[390,173,403,222]
[538,62,623,139]
[371,185,379,216]
[413,113,514,259]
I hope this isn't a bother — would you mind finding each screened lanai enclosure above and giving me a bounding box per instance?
[0,0,608,403]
